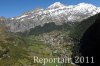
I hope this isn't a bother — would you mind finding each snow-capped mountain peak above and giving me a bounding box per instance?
[76,3,97,10]
[48,2,65,9]
[8,2,100,32]
[78,2,96,7]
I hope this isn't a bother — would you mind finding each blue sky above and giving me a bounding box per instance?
[0,0,100,18]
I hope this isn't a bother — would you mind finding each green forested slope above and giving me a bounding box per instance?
[1,13,100,66]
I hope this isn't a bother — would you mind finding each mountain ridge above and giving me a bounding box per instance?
[0,2,100,32]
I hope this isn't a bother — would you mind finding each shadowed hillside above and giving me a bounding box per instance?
[71,13,100,66]
[79,15,100,66]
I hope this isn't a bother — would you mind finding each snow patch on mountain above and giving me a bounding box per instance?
[48,2,65,9]
[16,15,28,19]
